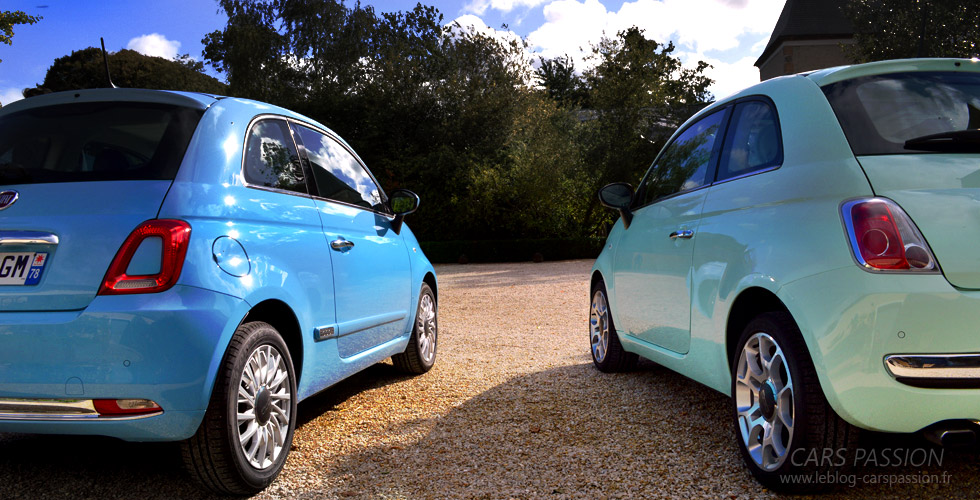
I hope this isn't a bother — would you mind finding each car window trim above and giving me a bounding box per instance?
[632,105,732,211]
[241,115,314,198]
[287,121,394,217]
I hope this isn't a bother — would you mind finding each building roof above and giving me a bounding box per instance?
[754,0,854,68]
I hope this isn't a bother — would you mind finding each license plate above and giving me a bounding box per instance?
[0,252,48,285]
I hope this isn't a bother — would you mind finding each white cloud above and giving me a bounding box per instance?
[0,87,24,107]
[466,0,549,16]
[527,0,783,97]
[126,33,181,60]
[697,55,762,99]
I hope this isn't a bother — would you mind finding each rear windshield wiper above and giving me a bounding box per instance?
[904,129,980,152]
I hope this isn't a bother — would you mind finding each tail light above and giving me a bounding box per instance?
[841,198,938,273]
[98,219,191,295]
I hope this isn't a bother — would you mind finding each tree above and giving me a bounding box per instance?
[537,54,586,107]
[24,47,228,96]
[0,10,41,64]
[578,27,712,235]
[846,0,980,61]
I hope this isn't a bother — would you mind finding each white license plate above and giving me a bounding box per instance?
[0,252,48,285]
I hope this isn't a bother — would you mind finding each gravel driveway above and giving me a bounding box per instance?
[1,260,976,499]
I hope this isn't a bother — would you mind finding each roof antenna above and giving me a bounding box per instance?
[100,37,117,88]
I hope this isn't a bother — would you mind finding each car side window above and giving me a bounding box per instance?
[294,124,384,211]
[637,109,726,207]
[717,100,781,182]
[243,119,308,194]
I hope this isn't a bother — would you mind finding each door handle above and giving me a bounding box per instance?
[669,230,694,240]
[330,238,355,251]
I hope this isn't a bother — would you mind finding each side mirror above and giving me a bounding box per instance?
[598,183,634,229]
[388,189,420,235]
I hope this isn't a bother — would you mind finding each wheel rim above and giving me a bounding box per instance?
[735,332,795,471]
[237,344,292,470]
[417,292,437,364]
[590,289,610,363]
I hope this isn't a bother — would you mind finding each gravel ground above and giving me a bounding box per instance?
[1,259,977,499]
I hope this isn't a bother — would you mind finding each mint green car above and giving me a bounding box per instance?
[591,58,980,491]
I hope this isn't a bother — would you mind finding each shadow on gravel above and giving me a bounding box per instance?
[318,359,979,500]
[0,362,412,500]
[1,359,976,499]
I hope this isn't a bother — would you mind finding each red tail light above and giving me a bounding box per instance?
[98,219,191,295]
[841,198,937,272]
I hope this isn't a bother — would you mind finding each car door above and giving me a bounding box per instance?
[612,108,728,354]
[292,124,413,359]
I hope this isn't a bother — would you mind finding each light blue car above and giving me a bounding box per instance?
[592,58,980,491]
[0,89,438,494]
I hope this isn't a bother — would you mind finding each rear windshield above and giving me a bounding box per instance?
[0,101,202,184]
[822,71,980,155]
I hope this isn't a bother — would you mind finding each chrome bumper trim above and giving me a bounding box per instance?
[885,354,980,388]
[0,398,161,421]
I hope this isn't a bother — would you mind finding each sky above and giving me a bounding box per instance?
[0,0,785,106]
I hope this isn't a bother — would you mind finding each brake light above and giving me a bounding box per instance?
[98,219,191,295]
[841,198,937,272]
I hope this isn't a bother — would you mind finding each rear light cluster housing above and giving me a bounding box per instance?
[98,219,191,295]
[841,198,938,273]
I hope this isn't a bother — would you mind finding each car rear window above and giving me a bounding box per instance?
[822,71,980,155]
[0,101,202,184]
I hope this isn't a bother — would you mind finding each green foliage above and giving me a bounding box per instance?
[0,9,41,64]
[576,27,712,235]
[846,0,980,61]
[202,2,713,246]
[24,48,228,96]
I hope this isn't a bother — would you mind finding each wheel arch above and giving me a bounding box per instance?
[725,287,790,368]
[422,271,437,303]
[241,299,304,386]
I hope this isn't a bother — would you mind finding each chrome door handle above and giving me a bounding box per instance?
[330,238,355,251]
[669,230,694,240]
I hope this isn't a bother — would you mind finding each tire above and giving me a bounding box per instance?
[392,282,437,374]
[182,321,297,495]
[731,312,857,493]
[589,278,638,372]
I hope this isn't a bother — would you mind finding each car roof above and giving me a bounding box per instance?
[805,57,980,87]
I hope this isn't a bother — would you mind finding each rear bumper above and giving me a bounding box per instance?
[779,267,980,433]
[0,285,243,441]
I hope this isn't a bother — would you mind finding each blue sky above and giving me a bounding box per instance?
[0,0,784,106]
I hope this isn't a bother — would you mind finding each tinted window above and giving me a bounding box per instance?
[637,109,726,206]
[823,71,980,155]
[243,120,307,194]
[717,101,781,181]
[295,125,383,211]
[0,102,201,185]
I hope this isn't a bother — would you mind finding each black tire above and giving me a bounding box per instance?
[589,278,638,372]
[731,312,858,493]
[392,282,437,374]
[182,321,298,495]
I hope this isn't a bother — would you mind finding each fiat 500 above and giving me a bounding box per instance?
[591,58,980,490]
[0,88,438,494]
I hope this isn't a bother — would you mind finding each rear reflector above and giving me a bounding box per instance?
[93,399,162,416]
